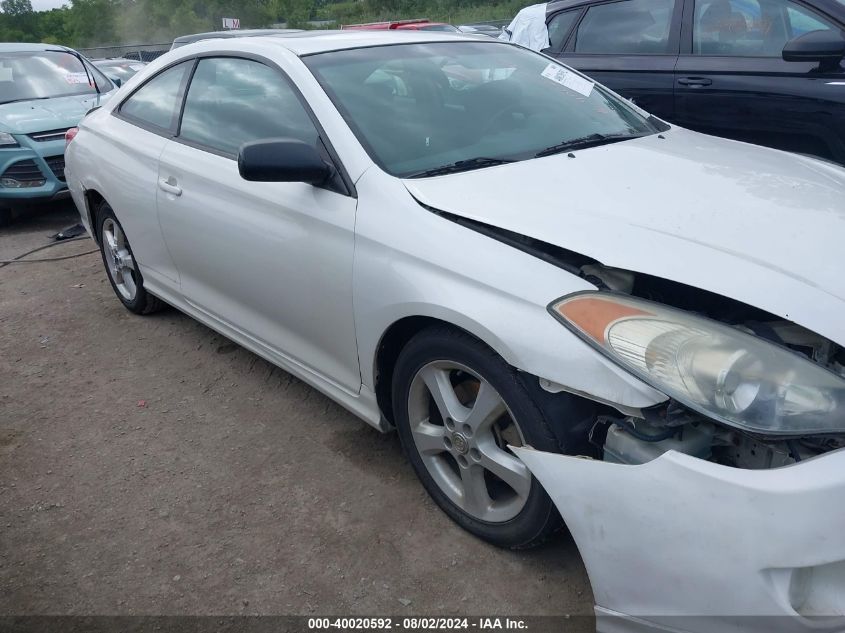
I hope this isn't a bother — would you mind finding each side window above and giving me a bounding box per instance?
[574,0,677,54]
[547,10,580,50]
[693,0,838,56]
[119,61,191,131]
[179,57,319,157]
[785,2,837,36]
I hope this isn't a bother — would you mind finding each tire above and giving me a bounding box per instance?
[392,325,562,549]
[96,202,164,315]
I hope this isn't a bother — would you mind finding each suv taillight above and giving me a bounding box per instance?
[65,127,79,146]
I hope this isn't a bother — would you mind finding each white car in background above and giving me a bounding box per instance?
[64,31,845,633]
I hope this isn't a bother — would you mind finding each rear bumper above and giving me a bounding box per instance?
[64,160,92,237]
[513,446,845,633]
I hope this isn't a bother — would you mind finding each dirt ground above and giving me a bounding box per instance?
[0,205,593,622]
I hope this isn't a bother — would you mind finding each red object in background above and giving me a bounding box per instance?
[65,127,79,146]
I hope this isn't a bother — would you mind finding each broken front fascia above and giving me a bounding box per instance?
[513,446,845,633]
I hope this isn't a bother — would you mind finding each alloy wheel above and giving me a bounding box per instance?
[407,360,532,523]
[101,218,138,302]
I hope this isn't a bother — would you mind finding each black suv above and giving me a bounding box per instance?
[544,0,845,163]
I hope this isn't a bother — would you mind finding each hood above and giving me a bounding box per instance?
[403,128,845,346]
[0,92,113,135]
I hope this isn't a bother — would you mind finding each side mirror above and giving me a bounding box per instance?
[238,138,332,185]
[782,29,845,70]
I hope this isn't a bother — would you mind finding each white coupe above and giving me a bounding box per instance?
[65,30,845,633]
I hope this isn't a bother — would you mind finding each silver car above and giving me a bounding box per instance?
[65,30,845,633]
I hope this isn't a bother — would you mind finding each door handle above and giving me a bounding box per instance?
[158,177,182,197]
[677,77,713,87]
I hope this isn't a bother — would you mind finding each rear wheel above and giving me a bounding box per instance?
[97,203,163,315]
[392,326,562,549]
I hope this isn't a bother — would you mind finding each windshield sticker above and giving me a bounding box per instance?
[0,67,12,82]
[541,63,594,98]
[65,72,91,85]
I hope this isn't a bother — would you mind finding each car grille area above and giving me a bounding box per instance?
[28,128,71,143]
[44,155,66,182]
[0,159,46,188]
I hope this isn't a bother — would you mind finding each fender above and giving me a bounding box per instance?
[352,170,667,414]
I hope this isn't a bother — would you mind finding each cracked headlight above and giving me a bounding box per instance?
[549,292,845,436]
[0,132,19,147]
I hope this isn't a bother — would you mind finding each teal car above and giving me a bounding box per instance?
[1,43,116,223]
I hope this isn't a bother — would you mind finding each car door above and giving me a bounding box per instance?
[103,60,195,286]
[156,55,361,393]
[552,0,683,118]
[674,0,845,162]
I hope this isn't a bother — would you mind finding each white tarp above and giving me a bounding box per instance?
[499,3,550,52]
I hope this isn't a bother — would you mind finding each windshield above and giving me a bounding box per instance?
[0,50,111,104]
[304,41,662,177]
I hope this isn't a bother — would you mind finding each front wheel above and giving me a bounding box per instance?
[392,326,562,549]
[97,203,163,315]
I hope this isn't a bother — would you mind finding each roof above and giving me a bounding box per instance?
[167,30,504,60]
[171,28,302,45]
[0,42,73,53]
[257,29,480,55]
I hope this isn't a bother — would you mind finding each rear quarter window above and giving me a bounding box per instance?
[119,61,192,132]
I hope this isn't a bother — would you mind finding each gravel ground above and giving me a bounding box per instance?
[0,205,594,623]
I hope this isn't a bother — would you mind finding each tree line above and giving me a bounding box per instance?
[0,0,522,48]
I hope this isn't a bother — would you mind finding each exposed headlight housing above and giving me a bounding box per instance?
[0,132,19,147]
[550,292,845,436]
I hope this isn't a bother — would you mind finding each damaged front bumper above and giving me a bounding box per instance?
[513,446,845,633]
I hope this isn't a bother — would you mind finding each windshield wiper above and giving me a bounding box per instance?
[406,156,516,178]
[0,96,52,106]
[535,132,645,158]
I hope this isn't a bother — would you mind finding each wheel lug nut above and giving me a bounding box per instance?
[457,455,469,468]
[443,436,453,449]
[445,418,455,431]
[462,423,473,437]
[470,448,481,461]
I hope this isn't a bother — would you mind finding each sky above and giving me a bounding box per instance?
[31,0,68,10]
